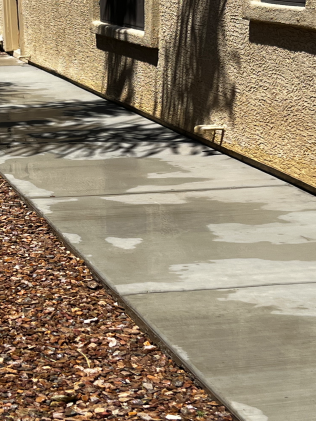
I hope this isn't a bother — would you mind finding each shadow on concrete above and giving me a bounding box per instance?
[0,81,35,105]
[0,99,219,159]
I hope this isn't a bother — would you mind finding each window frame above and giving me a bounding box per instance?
[243,0,316,31]
[90,0,159,48]
[261,0,305,5]
[99,0,145,31]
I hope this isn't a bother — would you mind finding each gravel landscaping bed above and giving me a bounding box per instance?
[0,175,233,421]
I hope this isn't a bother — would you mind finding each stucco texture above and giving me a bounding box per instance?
[16,0,316,188]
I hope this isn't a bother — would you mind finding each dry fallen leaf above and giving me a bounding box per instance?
[108,337,117,347]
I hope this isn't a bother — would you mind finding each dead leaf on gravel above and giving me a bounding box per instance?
[107,337,117,347]
[87,281,99,290]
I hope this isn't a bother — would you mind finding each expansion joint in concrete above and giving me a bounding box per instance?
[26,183,289,200]
[121,281,316,296]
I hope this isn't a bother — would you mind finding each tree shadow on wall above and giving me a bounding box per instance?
[157,0,239,130]
[95,0,238,133]
[96,0,152,104]
[96,33,158,108]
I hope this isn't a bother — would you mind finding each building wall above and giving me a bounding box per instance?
[0,0,3,37]
[17,0,316,188]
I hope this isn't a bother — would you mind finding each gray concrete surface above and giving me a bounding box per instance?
[1,55,316,421]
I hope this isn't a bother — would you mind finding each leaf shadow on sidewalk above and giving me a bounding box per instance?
[0,94,220,160]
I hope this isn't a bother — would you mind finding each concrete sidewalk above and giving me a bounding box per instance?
[1,55,316,421]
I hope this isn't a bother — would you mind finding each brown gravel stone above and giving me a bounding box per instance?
[0,175,234,421]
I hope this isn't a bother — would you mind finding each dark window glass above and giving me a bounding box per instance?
[261,0,305,6]
[100,0,145,30]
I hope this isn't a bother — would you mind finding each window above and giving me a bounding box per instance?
[243,0,316,31]
[261,0,305,6]
[100,0,145,31]
[90,0,158,48]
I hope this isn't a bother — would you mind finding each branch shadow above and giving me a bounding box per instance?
[0,95,220,159]
[0,82,39,105]
[95,0,238,133]
[157,0,239,130]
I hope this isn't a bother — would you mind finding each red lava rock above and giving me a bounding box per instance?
[0,175,233,421]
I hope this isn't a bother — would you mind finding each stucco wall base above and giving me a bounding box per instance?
[23,59,316,198]
[199,138,316,195]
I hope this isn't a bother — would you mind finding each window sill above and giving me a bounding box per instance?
[243,1,316,31]
[91,20,158,48]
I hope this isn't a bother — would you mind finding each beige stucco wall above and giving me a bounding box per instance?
[17,0,316,188]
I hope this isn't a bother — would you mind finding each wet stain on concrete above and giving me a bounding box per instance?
[31,191,316,294]
[126,288,316,421]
